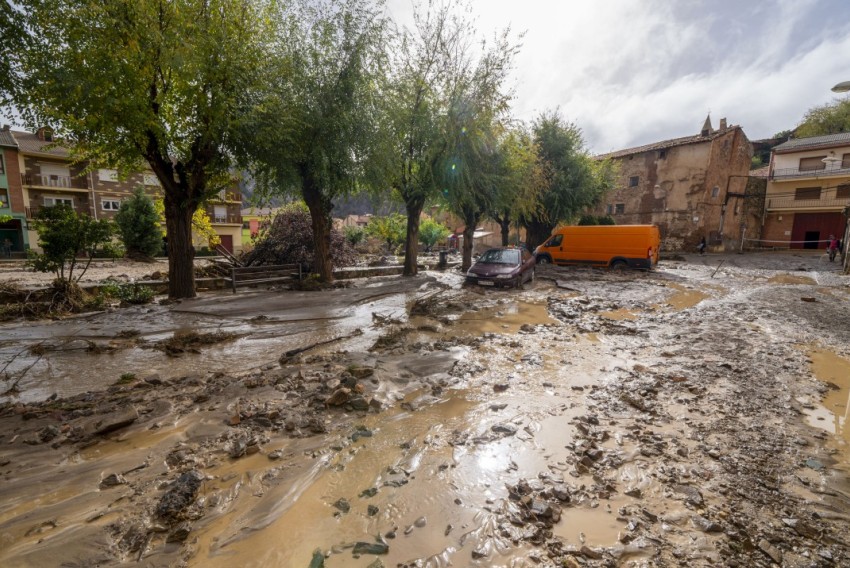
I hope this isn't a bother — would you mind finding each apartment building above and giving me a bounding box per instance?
[763,132,850,249]
[0,126,243,256]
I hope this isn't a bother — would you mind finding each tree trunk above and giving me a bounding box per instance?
[524,217,554,251]
[461,223,475,272]
[164,195,197,299]
[403,197,424,276]
[302,175,333,282]
[500,217,510,246]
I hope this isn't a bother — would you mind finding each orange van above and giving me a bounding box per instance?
[533,224,660,269]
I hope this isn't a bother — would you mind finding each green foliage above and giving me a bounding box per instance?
[523,110,617,248]
[344,225,366,247]
[419,218,450,250]
[92,241,126,260]
[597,215,616,226]
[98,280,155,305]
[366,214,406,250]
[27,205,114,283]
[115,188,161,258]
[577,214,598,225]
[750,155,764,169]
[796,99,850,137]
[116,373,137,385]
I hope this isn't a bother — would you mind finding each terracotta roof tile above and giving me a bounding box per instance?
[595,127,741,160]
[773,132,850,153]
[11,130,71,157]
[0,130,17,147]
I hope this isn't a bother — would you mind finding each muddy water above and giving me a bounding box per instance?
[661,283,709,311]
[598,308,638,321]
[805,348,850,464]
[767,274,818,285]
[0,280,427,404]
[451,301,557,334]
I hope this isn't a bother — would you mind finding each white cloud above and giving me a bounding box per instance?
[387,0,850,153]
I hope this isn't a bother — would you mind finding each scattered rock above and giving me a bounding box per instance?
[352,541,388,555]
[99,473,127,489]
[758,538,782,564]
[156,470,204,522]
[333,498,351,514]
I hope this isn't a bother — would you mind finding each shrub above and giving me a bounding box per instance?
[114,188,162,258]
[241,203,356,267]
[27,204,114,283]
[344,225,366,247]
[365,214,406,251]
[597,215,616,225]
[577,214,598,226]
[419,218,450,251]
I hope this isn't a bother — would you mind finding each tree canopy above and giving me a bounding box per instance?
[796,98,850,138]
[6,0,272,297]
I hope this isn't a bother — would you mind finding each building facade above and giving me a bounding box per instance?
[592,117,755,251]
[762,132,850,249]
[0,127,243,256]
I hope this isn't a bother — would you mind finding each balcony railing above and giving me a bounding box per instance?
[210,191,243,203]
[21,173,89,190]
[771,164,850,180]
[211,214,242,224]
[766,195,850,211]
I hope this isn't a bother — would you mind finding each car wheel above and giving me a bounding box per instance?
[611,260,627,271]
[537,256,550,265]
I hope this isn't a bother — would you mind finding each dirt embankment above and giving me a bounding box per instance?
[0,260,848,567]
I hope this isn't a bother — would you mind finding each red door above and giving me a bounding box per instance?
[218,235,233,253]
[790,213,845,249]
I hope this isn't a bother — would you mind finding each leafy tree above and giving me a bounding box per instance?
[27,205,114,283]
[419,218,450,250]
[366,214,406,251]
[7,0,272,298]
[246,0,389,282]
[577,214,598,225]
[153,199,221,250]
[241,202,355,268]
[796,99,850,137]
[383,1,520,275]
[491,126,544,246]
[114,188,161,259]
[343,225,366,247]
[523,110,617,250]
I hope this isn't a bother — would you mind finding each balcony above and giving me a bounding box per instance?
[212,213,242,225]
[766,195,850,211]
[21,173,90,190]
[210,190,243,204]
[771,164,850,181]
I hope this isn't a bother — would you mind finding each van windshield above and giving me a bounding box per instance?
[478,249,520,265]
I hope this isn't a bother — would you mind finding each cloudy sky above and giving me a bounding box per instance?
[387,0,850,154]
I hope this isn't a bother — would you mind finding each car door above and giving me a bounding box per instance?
[542,234,563,263]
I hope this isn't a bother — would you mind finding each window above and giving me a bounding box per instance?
[0,156,5,174]
[794,187,821,200]
[606,204,613,215]
[213,205,227,223]
[837,184,850,199]
[629,176,639,187]
[39,163,71,187]
[711,186,720,198]
[658,149,667,159]
[0,189,8,208]
[799,156,826,172]
[546,234,563,248]
[102,199,121,211]
[843,154,850,169]
[615,203,625,214]
[143,173,160,187]
[44,196,73,207]
[98,169,118,182]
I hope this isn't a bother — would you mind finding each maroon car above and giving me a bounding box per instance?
[466,247,536,288]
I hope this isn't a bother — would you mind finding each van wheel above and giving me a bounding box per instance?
[537,256,550,265]
[611,260,627,271]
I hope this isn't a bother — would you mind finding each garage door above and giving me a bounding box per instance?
[790,213,845,249]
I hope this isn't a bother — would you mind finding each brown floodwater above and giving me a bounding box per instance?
[804,348,850,463]
[598,308,638,321]
[451,301,557,335]
[767,274,817,286]
[661,283,709,311]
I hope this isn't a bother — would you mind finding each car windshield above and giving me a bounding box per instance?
[478,249,520,265]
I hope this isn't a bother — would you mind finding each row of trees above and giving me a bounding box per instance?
[2,0,614,298]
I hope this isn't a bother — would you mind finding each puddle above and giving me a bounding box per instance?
[555,504,623,545]
[598,308,638,321]
[450,301,557,335]
[767,274,817,285]
[804,348,850,463]
[661,283,709,311]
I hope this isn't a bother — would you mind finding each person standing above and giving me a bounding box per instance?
[697,237,706,255]
[827,234,839,262]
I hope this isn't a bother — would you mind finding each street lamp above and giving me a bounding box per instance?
[832,81,850,93]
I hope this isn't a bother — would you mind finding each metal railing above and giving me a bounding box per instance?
[211,213,242,224]
[771,164,850,180]
[766,195,850,210]
[21,173,89,189]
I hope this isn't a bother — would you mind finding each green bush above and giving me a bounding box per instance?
[344,225,366,246]
[419,218,450,251]
[577,214,598,226]
[114,188,162,258]
[97,280,155,305]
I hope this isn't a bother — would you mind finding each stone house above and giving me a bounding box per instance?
[762,132,850,250]
[592,116,755,251]
[0,126,244,254]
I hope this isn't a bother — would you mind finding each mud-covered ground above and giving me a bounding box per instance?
[0,252,849,567]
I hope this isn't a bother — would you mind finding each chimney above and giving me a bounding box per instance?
[36,126,53,142]
[1,125,9,132]
[719,118,727,132]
